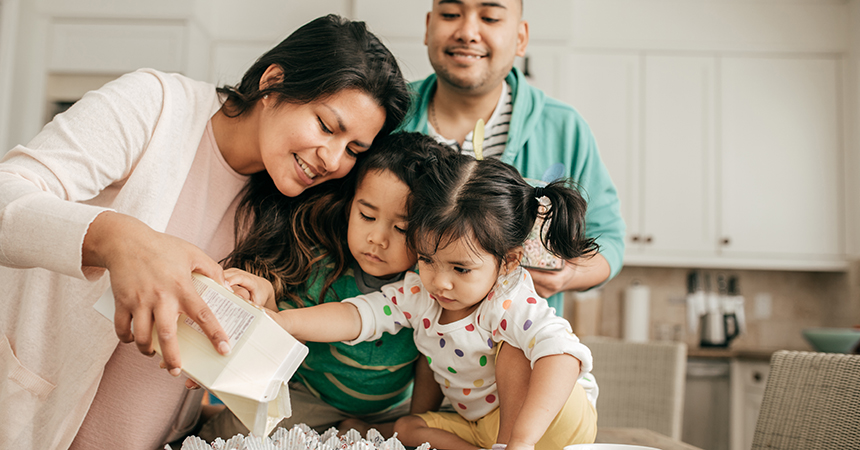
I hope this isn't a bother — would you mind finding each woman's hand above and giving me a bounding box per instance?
[83,211,231,376]
[224,268,276,310]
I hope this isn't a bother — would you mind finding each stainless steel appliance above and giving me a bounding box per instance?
[687,272,744,348]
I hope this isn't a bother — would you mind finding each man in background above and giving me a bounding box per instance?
[401,0,626,314]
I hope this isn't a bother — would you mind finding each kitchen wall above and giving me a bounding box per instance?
[0,0,857,344]
[576,266,853,351]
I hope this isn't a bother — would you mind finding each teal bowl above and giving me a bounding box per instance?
[802,328,860,353]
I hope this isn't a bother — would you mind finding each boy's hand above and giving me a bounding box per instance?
[224,268,276,309]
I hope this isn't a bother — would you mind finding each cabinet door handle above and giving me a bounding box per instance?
[631,235,640,243]
[645,236,653,244]
[721,237,731,246]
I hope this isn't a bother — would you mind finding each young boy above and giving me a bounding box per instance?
[198,132,456,439]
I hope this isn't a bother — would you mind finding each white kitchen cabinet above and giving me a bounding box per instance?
[561,51,845,269]
[569,0,847,54]
[385,41,434,83]
[209,42,273,88]
[559,51,640,249]
[720,56,843,261]
[730,359,770,450]
[37,0,195,19]
[515,45,564,98]
[206,0,351,42]
[563,54,721,260]
[47,21,186,74]
[640,55,718,257]
[353,0,429,39]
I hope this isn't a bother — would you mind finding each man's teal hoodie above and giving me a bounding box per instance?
[401,68,626,312]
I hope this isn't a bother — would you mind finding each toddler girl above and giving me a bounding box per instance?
[252,154,599,449]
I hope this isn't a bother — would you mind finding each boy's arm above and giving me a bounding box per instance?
[505,354,580,450]
[268,302,362,343]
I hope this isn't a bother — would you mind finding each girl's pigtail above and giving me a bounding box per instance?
[539,180,600,261]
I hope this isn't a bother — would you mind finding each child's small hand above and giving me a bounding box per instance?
[224,268,275,309]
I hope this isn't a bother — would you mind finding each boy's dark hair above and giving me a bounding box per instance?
[407,154,599,266]
[230,132,454,305]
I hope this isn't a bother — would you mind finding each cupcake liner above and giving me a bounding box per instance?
[177,424,430,450]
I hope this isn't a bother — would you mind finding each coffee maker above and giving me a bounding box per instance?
[686,271,745,348]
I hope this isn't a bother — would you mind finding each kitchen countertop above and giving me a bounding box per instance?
[596,427,703,450]
[686,346,783,361]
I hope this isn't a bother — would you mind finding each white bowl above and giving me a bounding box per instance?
[565,445,661,450]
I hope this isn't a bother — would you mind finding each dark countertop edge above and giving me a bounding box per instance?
[686,347,792,361]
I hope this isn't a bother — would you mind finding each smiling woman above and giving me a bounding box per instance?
[214,81,386,197]
[0,14,409,450]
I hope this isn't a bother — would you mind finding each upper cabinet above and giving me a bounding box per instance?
[640,55,717,258]
[559,51,640,252]
[36,0,196,19]
[562,51,845,270]
[352,1,435,82]
[558,1,849,271]
[47,21,187,74]
[719,56,843,262]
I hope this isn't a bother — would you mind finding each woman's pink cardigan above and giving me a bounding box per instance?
[0,69,223,449]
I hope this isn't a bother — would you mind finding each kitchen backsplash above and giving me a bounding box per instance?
[566,265,859,351]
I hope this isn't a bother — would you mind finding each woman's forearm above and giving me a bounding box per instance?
[273,302,363,342]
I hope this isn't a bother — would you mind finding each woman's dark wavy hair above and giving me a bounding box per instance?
[407,155,599,266]
[230,132,455,305]
[217,14,409,137]
[222,15,411,297]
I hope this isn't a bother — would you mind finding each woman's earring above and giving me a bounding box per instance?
[263,94,269,99]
